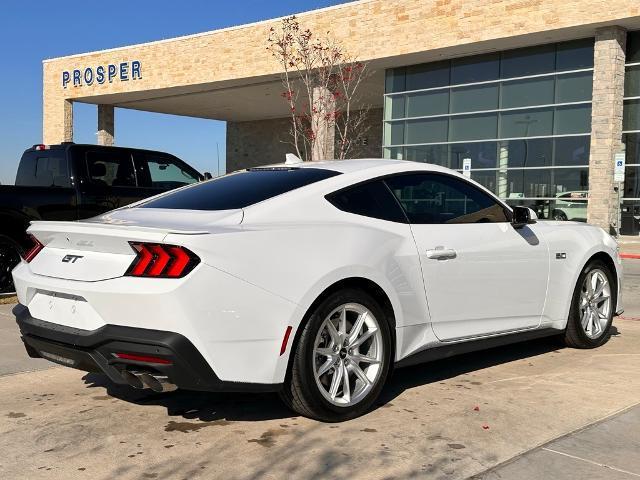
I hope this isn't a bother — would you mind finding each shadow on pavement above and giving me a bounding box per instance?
[81,328,619,423]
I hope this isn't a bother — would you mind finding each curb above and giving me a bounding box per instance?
[620,253,640,259]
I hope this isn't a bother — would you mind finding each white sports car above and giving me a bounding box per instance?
[12,159,623,421]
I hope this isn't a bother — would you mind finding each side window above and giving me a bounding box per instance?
[384,173,510,224]
[326,180,407,223]
[139,154,200,189]
[85,150,137,187]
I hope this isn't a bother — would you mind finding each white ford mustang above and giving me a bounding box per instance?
[12,159,623,421]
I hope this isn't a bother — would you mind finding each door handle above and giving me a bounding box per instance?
[425,247,457,260]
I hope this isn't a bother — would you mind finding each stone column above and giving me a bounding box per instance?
[43,99,73,144]
[587,26,627,233]
[97,105,115,146]
[311,86,335,161]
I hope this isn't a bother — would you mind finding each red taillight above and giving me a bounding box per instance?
[113,353,172,364]
[126,242,199,278]
[34,144,49,151]
[23,234,44,263]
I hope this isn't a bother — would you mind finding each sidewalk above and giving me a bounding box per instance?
[474,404,640,479]
[618,236,640,259]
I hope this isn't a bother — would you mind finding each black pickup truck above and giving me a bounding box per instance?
[0,143,207,293]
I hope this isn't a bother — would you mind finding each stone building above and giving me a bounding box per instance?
[41,0,640,233]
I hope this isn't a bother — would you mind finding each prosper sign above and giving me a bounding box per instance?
[62,60,142,89]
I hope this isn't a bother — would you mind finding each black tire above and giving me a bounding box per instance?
[564,259,615,349]
[0,235,22,294]
[280,288,392,422]
[552,209,569,221]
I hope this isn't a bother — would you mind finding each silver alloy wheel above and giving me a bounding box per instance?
[313,303,384,407]
[579,268,612,339]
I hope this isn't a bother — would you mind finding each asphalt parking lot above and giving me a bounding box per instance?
[1,261,639,480]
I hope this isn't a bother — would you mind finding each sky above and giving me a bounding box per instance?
[0,0,349,184]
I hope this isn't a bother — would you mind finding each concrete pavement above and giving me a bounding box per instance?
[475,405,640,479]
[0,262,638,479]
[0,303,50,377]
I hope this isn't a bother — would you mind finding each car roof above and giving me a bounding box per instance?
[261,158,455,175]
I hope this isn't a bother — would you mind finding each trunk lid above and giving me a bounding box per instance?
[26,208,242,281]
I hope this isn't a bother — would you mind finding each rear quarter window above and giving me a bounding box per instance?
[141,167,341,210]
[326,180,408,223]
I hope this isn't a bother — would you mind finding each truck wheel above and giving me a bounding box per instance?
[564,260,615,349]
[552,209,568,221]
[280,288,392,422]
[0,235,21,294]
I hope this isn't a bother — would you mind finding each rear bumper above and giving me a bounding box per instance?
[14,304,281,393]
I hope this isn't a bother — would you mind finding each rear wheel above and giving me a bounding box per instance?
[0,235,21,294]
[564,260,615,348]
[280,288,392,422]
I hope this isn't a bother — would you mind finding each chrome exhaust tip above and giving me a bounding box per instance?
[139,372,177,393]
[121,370,146,389]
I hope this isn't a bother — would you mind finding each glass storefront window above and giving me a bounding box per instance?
[406,118,448,144]
[385,68,405,94]
[624,65,640,98]
[498,138,553,168]
[450,53,500,85]
[554,136,590,166]
[384,122,405,146]
[449,113,498,141]
[383,147,403,160]
[627,31,640,64]
[384,95,405,120]
[623,165,640,199]
[501,167,589,199]
[555,71,593,103]
[450,83,499,113]
[624,133,640,164]
[451,142,498,169]
[501,76,554,108]
[553,104,592,134]
[406,61,450,91]
[499,108,554,138]
[624,99,640,132]
[406,90,449,117]
[404,145,449,166]
[555,38,594,71]
[500,44,556,78]
[383,39,594,224]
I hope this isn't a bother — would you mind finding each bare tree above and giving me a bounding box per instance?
[267,16,371,161]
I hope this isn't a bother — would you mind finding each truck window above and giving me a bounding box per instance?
[135,153,200,189]
[85,150,137,187]
[16,151,70,187]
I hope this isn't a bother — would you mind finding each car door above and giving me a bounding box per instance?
[75,148,145,219]
[385,172,550,341]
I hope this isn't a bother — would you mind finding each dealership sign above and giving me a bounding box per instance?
[62,60,142,89]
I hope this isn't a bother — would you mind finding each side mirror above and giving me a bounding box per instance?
[202,172,213,180]
[512,206,537,229]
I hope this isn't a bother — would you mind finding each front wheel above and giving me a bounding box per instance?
[280,288,392,422]
[564,260,615,348]
[0,235,22,294]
